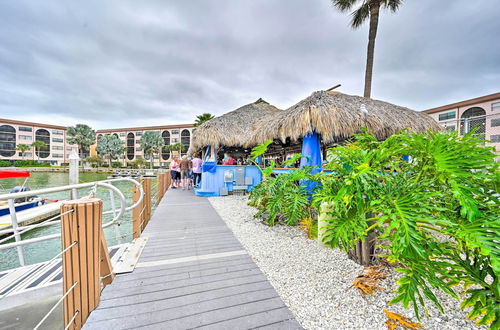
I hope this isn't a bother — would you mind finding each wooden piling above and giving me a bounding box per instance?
[132,180,143,239]
[61,198,113,330]
[157,173,164,205]
[142,178,152,228]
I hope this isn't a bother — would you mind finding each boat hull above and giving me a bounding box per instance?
[0,200,45,217]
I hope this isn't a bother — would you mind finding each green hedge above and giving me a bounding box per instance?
[14,160,51,167]
[0,160,11,167]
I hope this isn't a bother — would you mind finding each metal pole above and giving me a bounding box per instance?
[109,189,122,244]
[8,198,25,266]
[69,152,80,200]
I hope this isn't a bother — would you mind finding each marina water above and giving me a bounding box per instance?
[0,172,156,271]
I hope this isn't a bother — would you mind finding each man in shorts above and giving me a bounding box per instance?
[179,155,192,190]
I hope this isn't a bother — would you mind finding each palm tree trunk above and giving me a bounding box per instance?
[150,154,153,169]
[363,3,380,98]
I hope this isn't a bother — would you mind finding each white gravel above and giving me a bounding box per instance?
[209,195,484,330]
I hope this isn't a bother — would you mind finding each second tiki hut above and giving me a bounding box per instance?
[250,90,441,170]
[251,90,441,147]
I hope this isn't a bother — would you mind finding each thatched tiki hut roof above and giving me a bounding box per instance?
[189,98,282,153]
[250,91,442,145]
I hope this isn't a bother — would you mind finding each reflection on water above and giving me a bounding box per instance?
[0,172,156,271]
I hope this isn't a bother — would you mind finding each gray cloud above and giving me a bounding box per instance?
[0,0,499,129]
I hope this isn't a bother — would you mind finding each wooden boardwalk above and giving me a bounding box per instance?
[85,189,302,330]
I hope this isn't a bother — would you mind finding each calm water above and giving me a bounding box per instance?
[0,172,157,271]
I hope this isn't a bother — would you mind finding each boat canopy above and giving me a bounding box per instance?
[0,170,31,179]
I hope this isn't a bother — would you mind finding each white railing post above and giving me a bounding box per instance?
[69,152,80,200]
[109,189,122,244]
[8,198,25,266]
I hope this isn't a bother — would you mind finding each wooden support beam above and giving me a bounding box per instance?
[132,180,143,239]
[61,198,110,330]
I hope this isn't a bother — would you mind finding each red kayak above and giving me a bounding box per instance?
[0,170,30,179]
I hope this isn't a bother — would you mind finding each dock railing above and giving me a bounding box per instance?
[0,172,171,329]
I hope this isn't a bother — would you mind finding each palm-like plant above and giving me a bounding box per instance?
[16,144,31,160]
[96,135,125,167]
[316,130,499,327]
[67,124,96,159]
[166,142,186,157]
[331,0,403,98]
[194,113,214,127]
[31,141,47,161]
[139,131,165,169]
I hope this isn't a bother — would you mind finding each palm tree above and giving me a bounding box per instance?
[194,113,214,127]
[332,0,403,98]
[139,131,165,169]
[16,144,31,160]
[31,141,47,161]
[96,135,125,167]
[167,142,186,158]
[67,124,96,159]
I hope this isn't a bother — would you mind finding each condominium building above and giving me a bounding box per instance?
[0,118,78,165]
[423,92,500,152]
[94,124,194,167]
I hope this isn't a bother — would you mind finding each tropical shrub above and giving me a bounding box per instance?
[248,142,318,226]
[315,130,499,328]
[0,160,11,167]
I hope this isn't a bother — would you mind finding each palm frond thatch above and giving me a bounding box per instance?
[251,91,442,145]
[189,98,282,153]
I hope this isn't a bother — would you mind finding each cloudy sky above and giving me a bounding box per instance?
[0,0,499,129]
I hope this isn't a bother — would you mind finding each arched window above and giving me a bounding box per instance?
[35,129,50,158]
[460,107,486,137]
[161,131,170,160]
[0,125,16,157]
[181,129,190,155]
[97,134,103,141]
[113,133,119,139]
[126,133,135,160]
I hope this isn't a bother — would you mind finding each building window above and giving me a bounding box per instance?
[491,119,500,127]
[97,134,103,141]
[52,153,64,158]
[119,132,126,137]
[18,126,32,132]
[19,152,32,157]
[52,130,64,135]
[0,125,16,157]
[161,131,170,160]
[52,138,64,143]
[171,130,179,135]
[19,135,32,141]
[491,135,500,143]
[35,129,50,159]
[66,147,77,151]
[127,133,135,160]
[136,131,143,136]
[460,107,486,137]
[171,138,178,143]
[52,146,64,150]
[438,111,456,121]
[492,102,500,112]
[181,129,190,155]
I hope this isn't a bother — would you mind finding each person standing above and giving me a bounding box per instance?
[179,155,192,190]
[192,154,202,188]
[169,157,180,189]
